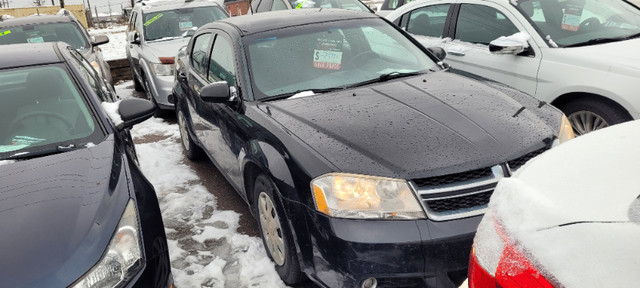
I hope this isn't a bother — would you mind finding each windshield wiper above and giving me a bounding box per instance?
[343,71,426,89]
[260,88,344,102]
[8,144,78,160]
[565,36,628,48]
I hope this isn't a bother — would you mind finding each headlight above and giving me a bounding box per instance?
[90,61,103,78]
[149,62,175,76]
[311,173,426,220]
[557,114,575,143]
[72,199,144,288]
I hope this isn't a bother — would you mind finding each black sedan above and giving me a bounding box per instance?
[172,9,574,288]
[0,42,172,288]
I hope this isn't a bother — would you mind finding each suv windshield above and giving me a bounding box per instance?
[246,18,437,99]
[290,0,370,11]
[0,22,89,49]
[0,65,102,160]
[516,0,640,47]
[143,6,228,41]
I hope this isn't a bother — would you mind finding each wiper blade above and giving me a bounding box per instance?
[260,88,343,102]
[565,37,626,47]
[343,71,425,89]
[8,144,78,160]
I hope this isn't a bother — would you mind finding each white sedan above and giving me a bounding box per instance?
[468,119,640,287]
[386,0,640,135]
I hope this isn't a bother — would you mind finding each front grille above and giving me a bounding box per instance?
[424,190,493,213]
[508,147,549,171]
[413,167,493,187]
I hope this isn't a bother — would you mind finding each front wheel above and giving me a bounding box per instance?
[253,174,305,284]
[561,98,632,136]
[176,107,204,160]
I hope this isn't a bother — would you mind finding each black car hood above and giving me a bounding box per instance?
[259,72,557,179]
[0,136,130,287]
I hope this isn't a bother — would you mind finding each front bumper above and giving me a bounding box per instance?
[291,201,480,288]
[147,74,175,110]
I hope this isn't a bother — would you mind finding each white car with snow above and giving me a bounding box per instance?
[386,0,640,135]
[126,0,228,115]
[468,119,640,288]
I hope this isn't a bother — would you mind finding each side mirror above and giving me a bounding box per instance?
[200,81,231,103]
[117,98,154,130]
[489,32,531,55]
[426,46,447,61]
[131,32,141,45]
[92,34,109,46]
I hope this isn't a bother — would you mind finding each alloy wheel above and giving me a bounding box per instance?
[567,111,609,136]
[258,191,285,266]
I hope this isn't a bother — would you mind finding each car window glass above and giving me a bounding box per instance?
[143,7,228,41]
[0,65,99,158]
[257,0,274,12]
[361,26,418,63]
[251,0,262,12]
[191,33,212,76]
[272,0,288,11]
[68,48,114,102]
[406,4,451,37]
[208,36,236,86]
[455,4,519,45]
[0,22,89,49]
[128,12,137,32]
[387,0,400,10]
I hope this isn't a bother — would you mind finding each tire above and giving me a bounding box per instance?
[253,174,305,285]
[561,98,632,136]
[142,75,168,118]
[132,66,144,92]
[176,107,204,160]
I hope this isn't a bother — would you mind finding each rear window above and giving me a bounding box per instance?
[0,22,89,49]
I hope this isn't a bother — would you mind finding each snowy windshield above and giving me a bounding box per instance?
[0,22,89,49]
[0,65,101,160]
[515,0,640,47]
[245,18,438,99]
[143,7,228,41]
[289,0,370,11]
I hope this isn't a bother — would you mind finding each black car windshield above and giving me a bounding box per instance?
[515,0,640,47]
[0,22,89,49]
[245,18,438,100]
[143,6,228,41]
[0,65,102,160]
[289,0,370,11]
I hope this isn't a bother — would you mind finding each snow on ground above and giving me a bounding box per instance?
[89,25,127,61]
[115,82,287,288]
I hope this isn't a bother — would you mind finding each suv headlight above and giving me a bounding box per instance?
[311,173,426,220]
[557,114,575,144]
[149,62,175,76]
[72,199,143,288]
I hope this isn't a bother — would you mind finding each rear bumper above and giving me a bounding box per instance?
[289,200,480,288]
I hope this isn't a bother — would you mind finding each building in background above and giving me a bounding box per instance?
[224,0,249,16]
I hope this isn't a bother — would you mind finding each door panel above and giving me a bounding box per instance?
[444,2,542,96]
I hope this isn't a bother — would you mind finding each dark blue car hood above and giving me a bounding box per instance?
[0,136,130,287]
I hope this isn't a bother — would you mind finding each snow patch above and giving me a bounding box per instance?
[489,32,530,48]
[0,160,16,166]
[289,90,315,99]
[101,100,123,126]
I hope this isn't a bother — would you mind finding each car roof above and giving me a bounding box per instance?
[211,8,379,35]
[0,42,66,69]
[0,14,72,27]
[134,0,223,13]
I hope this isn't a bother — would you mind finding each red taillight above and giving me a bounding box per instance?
[469,221,556,288]
[159,57,175,64]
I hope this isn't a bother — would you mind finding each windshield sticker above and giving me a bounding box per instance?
[179,21,193,30]
[144,13,163,26]
[561,0,585,31]
[27,36,44,43]
[0,30,11,37]
[313,50,342,70]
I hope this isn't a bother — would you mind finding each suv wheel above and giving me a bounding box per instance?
[253,174,305,284]
[562,98,632,136]
[132,66,144,92]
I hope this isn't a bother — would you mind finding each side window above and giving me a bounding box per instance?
[406,4,451,37]
[191,33,212,76]
[68,49,114,102]
[257,0,274,12]
[251,0,262,12]
[455,4,519,45]
[272,0,288,11]
[208,36,236,86]
[387,0,400,10]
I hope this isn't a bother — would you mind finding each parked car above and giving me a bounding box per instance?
[126,0,228,115]
[0,10,113,85]
[250,0,373,14]
[376,0,416,16]
[469,119,640,288]
[172,8,574,287]
[0,42,172,288]
[386,0,640,136]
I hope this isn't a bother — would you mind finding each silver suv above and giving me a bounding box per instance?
[126,0,228,115]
